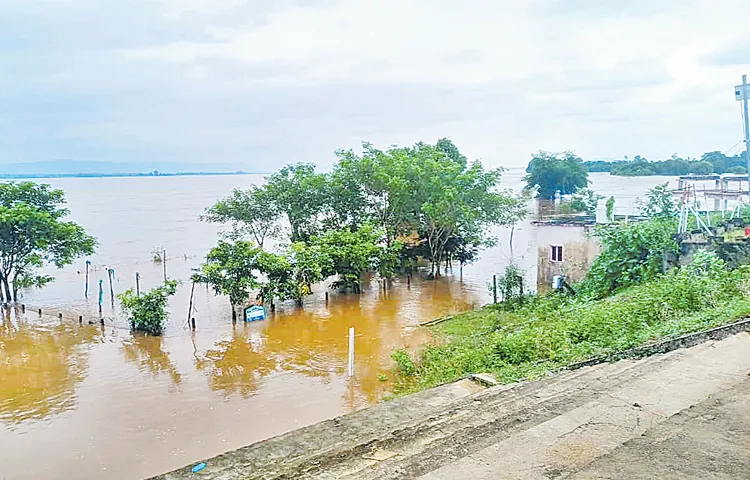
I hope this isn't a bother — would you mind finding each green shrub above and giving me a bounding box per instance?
[118,280,179,336]
[392,255,750,395]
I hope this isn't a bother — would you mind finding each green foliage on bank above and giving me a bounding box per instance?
[392,252,750,394]
[584,151,748,176]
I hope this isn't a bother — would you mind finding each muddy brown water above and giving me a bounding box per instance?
[0,172,676,479]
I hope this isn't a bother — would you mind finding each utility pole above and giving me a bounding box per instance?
[735,75,750,178]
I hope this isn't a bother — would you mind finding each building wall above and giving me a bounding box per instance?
[533,224,600,293]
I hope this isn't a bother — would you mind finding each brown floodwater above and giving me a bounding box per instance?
[0,172,676,479]
[0,274,481,480]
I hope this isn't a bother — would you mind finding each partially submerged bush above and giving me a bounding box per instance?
[119,280,179,336]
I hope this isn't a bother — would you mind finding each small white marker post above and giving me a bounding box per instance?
[348,327,355,377]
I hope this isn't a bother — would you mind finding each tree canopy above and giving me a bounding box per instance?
[524,151,589,199]
[198,139,520,311]
[584,151,749,176]
[0,182,96,301]
[202,186,280,247]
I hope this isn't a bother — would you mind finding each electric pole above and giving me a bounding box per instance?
[736,75,750,179]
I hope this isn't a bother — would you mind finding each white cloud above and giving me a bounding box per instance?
[1,0,750,169]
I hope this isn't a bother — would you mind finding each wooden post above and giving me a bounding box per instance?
[162,249,167,281]
[85,260,91,298]
[98,279,103,315]
[135,272,140,296]
[108,268,115,305]
[348,327,355,377]
[186,281,196,328]
[493,274,498,304]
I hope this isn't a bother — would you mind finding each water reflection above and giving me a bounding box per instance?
[121,334,182,390]
[195,276,478,405]
[0,311,99,425]
[195,327,278,398]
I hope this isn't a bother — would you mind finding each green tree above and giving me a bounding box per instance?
[332,144,417,246]
[415,148,514,277]
[562,188,603,215]
[0,182,96,301]
[118,280,179,336]
[579,218,678,298]
[637,183,677,219]
[689,160,714,175]
[255,243,333,307]
[194,240,263,321]
[202,186,281,248]
[264,163,328,242]
[325,154,371,231]
[726,165,747,174]
[435,137,468,168]
[310,224,383,293]
[605,197,616,222]
[524,151,589,199]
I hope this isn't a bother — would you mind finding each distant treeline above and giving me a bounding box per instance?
[584,151,748,176]
[0,171,252,180]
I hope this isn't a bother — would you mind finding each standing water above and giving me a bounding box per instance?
[0,172,675,479]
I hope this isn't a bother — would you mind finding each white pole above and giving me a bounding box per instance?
[348,327,355,377]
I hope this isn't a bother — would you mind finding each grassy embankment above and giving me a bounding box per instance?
[391,258,750,395]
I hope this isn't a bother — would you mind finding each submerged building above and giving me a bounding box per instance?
[531,216,599,294]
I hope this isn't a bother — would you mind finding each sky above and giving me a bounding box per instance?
[1,0,749,171]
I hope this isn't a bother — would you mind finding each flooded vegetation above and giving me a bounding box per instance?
[0,170,672,479]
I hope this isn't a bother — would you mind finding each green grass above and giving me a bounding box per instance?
[392,259,750,395]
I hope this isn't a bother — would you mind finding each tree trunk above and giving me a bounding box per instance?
[230,302,237,323]
[2,277,11,304]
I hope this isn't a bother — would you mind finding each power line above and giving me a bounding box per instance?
[724,139,744,156]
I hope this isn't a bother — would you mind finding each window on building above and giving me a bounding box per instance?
[551,245,563,262]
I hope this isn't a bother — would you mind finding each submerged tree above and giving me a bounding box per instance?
[524,151,589,199]
[310,224,383,293]
[0,182,96,301]
[264,163,328,242]
[194,240,264,321]
[202,186,281,248]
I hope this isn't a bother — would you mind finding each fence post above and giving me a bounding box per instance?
[493,274,498,304]
[348,327,355,377]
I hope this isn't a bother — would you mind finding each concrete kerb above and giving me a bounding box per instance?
[462,318,750,388]
[569,317,750,370]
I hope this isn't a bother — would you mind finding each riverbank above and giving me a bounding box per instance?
[151,327,750,479]
[390,257,750,395]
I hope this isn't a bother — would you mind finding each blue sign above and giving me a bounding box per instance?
[245,305,266,322]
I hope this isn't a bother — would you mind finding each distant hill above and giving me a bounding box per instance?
[0,159,250,176]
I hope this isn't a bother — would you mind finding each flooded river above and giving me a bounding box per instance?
[0,171,675,479]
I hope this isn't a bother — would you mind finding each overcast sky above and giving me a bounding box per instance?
[1,0,749,170]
